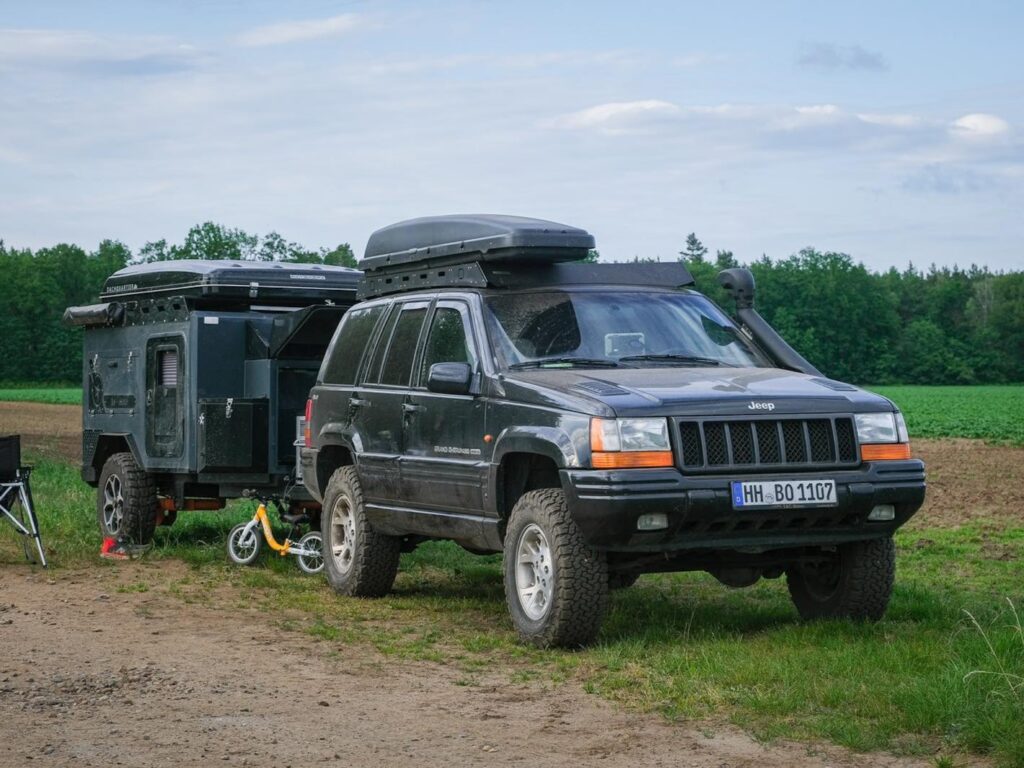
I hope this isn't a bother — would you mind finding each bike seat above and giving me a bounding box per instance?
[280,513,309,526]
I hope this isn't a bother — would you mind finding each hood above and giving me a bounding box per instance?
[501,366,893,417]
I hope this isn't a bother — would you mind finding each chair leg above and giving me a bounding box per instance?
[18,482,47,568]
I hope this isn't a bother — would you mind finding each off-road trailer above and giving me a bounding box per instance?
[64,260,360,544]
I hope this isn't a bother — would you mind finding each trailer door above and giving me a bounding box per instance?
[146,336,184,459]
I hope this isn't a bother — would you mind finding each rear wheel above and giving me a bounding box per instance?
[786,537,895,621]
[96,453,158,545]
[296,531,324,574]
[503,489,608,648]
[321,466,400,597]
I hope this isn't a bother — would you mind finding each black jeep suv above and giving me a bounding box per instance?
[301,215,925,648]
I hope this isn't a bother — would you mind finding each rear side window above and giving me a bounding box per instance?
[378,305,428,386]
[321,305,385,385]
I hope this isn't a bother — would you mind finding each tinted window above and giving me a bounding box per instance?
[379,306,427,386]
[418,305,476,385]
[364,304,400,383]
[321,305,385,385]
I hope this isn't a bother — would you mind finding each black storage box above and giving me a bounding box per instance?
[100,260,362,307]
[0,435,21,482]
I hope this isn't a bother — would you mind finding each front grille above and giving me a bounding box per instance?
[677,416,859,472]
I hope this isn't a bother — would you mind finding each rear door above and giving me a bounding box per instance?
[402,300,486,513]
[352,299,430,504]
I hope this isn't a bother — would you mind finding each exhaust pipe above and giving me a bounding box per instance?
[717,268,823,377]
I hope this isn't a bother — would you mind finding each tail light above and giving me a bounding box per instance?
[304,398,313,447]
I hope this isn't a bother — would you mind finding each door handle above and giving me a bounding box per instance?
[402,402,422,415]
[349,397,369,408]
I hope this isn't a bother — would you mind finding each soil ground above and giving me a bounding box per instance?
[2,401,1017,767]
[1,562,938,768]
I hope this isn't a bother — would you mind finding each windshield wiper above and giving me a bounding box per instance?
[618,354,731,367]
[509,357,620,370]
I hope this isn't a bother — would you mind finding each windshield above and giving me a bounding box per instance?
[483,290,768,369]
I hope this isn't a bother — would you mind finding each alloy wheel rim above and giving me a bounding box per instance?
[515,524,554,621]
[102,475,124,535]
[329,496,356,574]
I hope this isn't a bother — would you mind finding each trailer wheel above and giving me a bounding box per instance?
[96,453,158,545]
[321,466,400,597]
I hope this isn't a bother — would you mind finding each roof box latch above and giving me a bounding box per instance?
[249,282,259,298]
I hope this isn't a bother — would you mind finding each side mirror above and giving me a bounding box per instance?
[426,362,473,395]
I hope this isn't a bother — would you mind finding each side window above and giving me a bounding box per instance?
[418,304,477,385]
[377,304,428,387]
[321,304,385,385]
[364,303,401,384]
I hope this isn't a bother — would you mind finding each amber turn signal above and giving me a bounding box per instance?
[591,451,674,469]
[860,443,912,461]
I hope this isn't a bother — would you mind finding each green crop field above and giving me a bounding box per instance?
[0,387,81,405]
[871,385,1024,445]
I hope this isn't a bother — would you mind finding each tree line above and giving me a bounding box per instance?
[0,222,1020,385]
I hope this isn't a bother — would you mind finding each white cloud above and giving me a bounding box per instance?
[0,27,202,74]
[950,113,1010,140]
[234,13,360,47]
[548,100,681,133]
[857,112,922,128]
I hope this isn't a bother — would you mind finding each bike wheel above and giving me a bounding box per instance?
[227,522,262,566]
[296,531,324,574]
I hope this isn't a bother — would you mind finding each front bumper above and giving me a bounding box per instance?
[561,460,926,552]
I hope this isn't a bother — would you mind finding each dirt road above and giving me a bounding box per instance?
[1,562,936,768]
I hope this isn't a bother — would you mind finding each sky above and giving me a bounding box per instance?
[1,0,1022,271]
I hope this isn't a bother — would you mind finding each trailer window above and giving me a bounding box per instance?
[158,350,178,386]
[322,305,385,385]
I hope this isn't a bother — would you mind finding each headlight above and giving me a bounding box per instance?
[590,418,672,468]
[856,411,912,462]
[855,412,899,444]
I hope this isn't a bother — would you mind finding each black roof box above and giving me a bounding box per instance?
[101,260,361,307]
[360,214,595,272]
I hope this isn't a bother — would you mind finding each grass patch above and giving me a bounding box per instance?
[0,387,82,405]
[869,385,1024,445]
[2,456,1022,765]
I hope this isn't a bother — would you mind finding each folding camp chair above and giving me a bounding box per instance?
[0,435,46,567]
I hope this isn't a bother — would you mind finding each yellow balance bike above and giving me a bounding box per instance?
[227,492,323,574]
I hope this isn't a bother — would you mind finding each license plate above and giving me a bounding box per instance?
[731,479,837,509]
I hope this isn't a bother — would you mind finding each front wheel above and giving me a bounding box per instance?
[503,489,609,648]
[786,536,895,621]
[296,531,324,574]
[227,522,262,566]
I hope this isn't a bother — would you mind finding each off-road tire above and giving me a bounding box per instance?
[786,536,895,622]
[97,452,158,545]
[321,466,400,597]
[503,489,609,648]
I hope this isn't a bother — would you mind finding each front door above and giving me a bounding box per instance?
[146,336,184,459]
[402,300,486,514]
